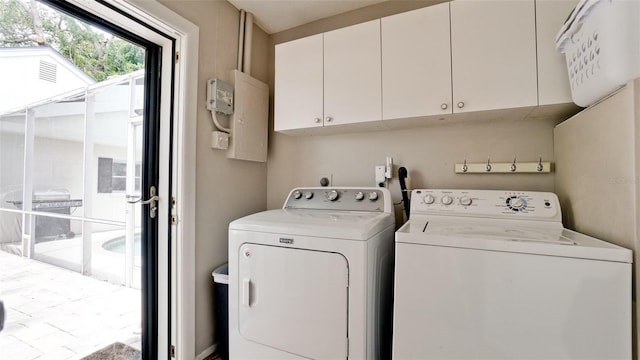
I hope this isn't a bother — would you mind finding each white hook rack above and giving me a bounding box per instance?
[455,156,551,174]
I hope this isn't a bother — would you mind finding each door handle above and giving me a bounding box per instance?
[242,278,251,307]
[126,186,158,218]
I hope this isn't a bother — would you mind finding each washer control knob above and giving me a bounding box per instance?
[423,194,435,204]
[509,197,526,210]
[441,195,453,205]
[368,192,379,201]
[293,191,302,200]
[304,191,314,200]
[459,196,472,206]
[327,190,339,201]
[355,191,365,201]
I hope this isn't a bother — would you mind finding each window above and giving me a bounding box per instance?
[98,157,140,193]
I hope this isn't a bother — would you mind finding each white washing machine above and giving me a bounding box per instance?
[393,189,632,359]
[228,187,395,359]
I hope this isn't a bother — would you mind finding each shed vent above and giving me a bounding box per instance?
[39,60,57,83]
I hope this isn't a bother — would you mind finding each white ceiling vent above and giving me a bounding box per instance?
[39,60,57,83]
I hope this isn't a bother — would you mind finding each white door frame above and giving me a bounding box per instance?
[64,0,198,358]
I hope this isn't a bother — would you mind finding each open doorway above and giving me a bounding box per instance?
[0,0,181,358]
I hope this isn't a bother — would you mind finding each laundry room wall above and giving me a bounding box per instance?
[265,1,568,214]
[157,0,270,355]
[554,80,640,356]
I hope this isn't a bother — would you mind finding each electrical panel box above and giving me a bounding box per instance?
[207,78,234,115]
[227,70,269,162]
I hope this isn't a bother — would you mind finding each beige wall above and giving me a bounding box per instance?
[267,118,559,212]
[554,81,640,356]
[157,0,270,354]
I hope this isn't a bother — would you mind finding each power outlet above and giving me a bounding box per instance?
[319,174,332,187]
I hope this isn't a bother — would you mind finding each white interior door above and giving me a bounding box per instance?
[239,244,349,359]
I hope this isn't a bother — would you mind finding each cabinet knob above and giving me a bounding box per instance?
[325,116,333,122]
[314,117,321,123]
[441,103,448,110]
[457,102,465,109]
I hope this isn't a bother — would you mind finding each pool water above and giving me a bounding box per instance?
[102,234,141,256]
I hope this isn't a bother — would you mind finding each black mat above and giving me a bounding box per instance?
[81,342,141,360]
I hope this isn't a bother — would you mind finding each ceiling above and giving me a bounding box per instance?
[227,0,389,34]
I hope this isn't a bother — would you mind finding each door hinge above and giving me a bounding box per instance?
[171,345,176,357]
[175,52,180,64]
[171,215,178,225]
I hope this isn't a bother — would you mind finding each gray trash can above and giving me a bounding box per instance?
[212,263,229,360]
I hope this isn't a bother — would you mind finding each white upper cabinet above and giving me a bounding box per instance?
[275,21,381,133]
[324,20,382,126]
[274,1,572,135]
[274,33,324,132]
[536,0,578,106]
[381,2,452,120]
[450,0,537,113]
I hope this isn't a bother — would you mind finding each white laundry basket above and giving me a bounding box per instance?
[556,0,640,107]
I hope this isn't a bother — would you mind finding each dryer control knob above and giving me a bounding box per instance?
[327,190,339,201]
[459,196,472,206]
[368,192,379,201]
[441,195,453,205]
[355,191,365,201]
[304,191,314,200]
[423,194,435,204]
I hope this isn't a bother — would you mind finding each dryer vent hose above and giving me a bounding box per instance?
[398,167,410,220]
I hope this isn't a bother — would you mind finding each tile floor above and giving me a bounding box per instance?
[0,250,141,359]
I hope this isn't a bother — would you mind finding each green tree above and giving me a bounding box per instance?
[0,0,144,81]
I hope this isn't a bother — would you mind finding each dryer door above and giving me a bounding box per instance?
[238,243,349,359]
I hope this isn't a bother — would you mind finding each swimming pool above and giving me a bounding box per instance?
[102,234,141,256]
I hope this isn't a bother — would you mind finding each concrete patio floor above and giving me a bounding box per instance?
[0,250,141,359]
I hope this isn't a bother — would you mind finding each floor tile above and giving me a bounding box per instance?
[0,251,141,359]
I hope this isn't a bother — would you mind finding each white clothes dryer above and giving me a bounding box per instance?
[228,187,395,359]
[393,189,632,359]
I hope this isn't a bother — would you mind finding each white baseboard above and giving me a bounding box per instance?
[195,343,217,360]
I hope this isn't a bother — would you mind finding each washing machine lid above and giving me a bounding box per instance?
[396,219,632,263]
[229,208,395,240]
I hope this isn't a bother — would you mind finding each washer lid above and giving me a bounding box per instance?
[396,220,632,263]
[229,208,395,240]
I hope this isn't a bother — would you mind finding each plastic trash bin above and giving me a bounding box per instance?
[212,263,229,360]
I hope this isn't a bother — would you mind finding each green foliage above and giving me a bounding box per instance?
[0,0,144,81]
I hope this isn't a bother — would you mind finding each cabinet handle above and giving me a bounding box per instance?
[325,116,333,122]
[457,102,465,109]
[314,117,321,123]
[441,103,448,110]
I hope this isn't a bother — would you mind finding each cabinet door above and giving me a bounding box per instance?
[274,34,324,132]
[450,0,537,113]
[324,20,382,126]
[536,0,578,105]
[381,3,452,120]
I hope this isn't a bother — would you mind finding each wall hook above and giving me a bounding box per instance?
[462,159,468,173]
[537,155,544,172]
[510,156,517,172]
[485,157,492,172]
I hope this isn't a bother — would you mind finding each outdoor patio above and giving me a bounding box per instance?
[0,250,141,359]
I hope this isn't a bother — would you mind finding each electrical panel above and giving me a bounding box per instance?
[206,78,234,115]
[227,70,269,162]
